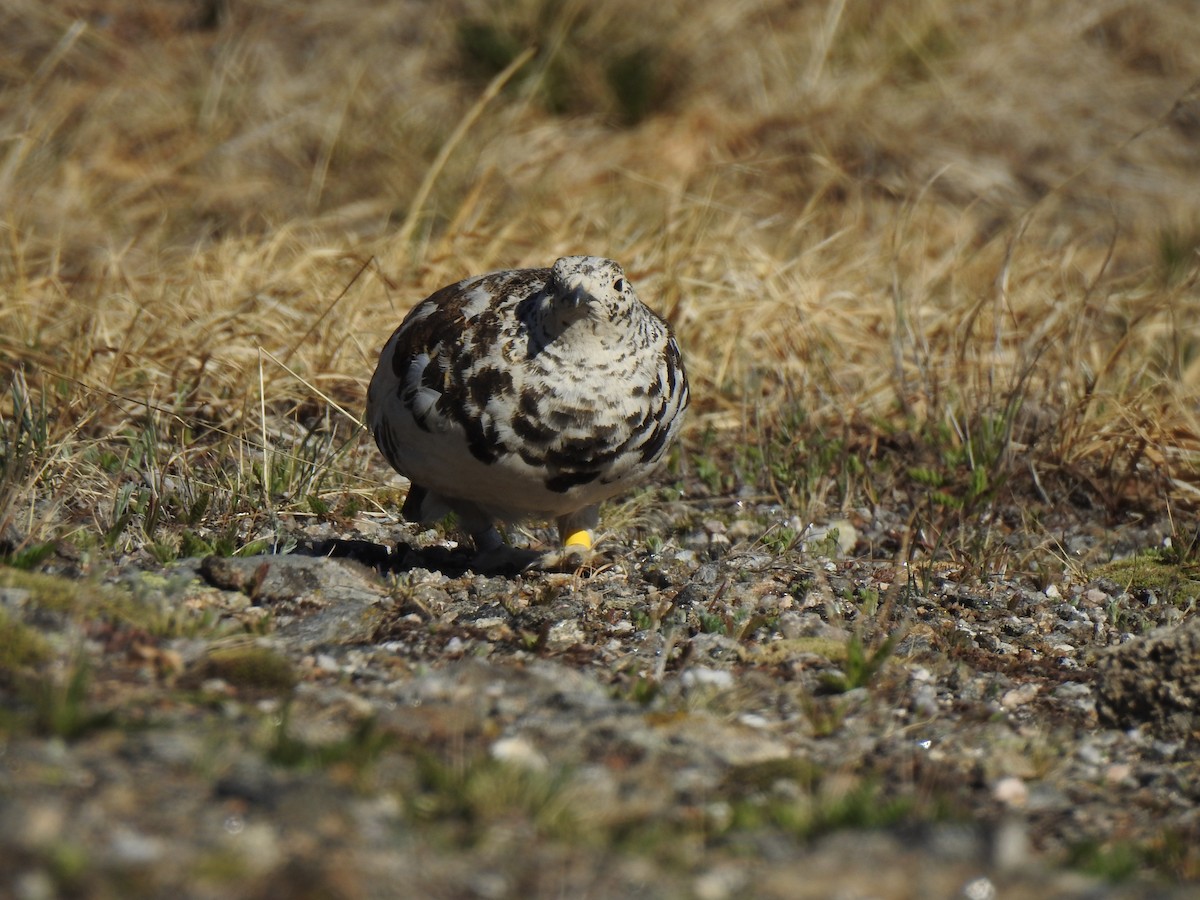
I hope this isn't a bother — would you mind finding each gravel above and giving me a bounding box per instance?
[0,500,1196,898]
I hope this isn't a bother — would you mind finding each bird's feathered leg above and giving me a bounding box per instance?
[527,504,602,571]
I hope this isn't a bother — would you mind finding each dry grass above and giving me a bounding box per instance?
[2,0,1199,569]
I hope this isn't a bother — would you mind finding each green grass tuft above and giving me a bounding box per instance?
[0,608,53,675]
[197,644,297,693]
[1089,548,1200,608]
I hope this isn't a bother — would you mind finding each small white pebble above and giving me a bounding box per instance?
[1104,763,1133,785]
[1000,683,1039,709]
[693,865,746,900]
[108,826,166,865]
[681,667,735,690]
[14,870,56,900]
[912,684,940,717]
[546,619,585,648]
[992,776,1028,808]
[738,713,770,729]
[962,876,997,900]
[491,736,548,772]
[1076,742,1105,767]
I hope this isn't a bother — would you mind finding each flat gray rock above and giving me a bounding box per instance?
[198,553,388,649]
[1095,618,1200,742]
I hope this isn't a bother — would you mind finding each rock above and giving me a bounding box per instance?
[1094,617,1200,742]
[107,826,166,865]
[197,554,388,648]
[992,776,1028,808]
[491,736,549,771]
[681,666,735,691]
[13,870,56,900]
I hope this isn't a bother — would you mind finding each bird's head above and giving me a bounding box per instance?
[546,256,637,326]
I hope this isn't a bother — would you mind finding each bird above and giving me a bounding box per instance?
[366,255,689,572]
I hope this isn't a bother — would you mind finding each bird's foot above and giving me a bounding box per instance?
[531,545,598,573]
[468,544,605,574]
[468,526,604,575]
[532,529,605,572]
[469,543,605,576]
[469,544,544,575]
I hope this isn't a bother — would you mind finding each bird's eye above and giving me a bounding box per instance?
[613,278,625,292]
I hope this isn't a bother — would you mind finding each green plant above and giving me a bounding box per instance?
[0,609,52,675]
[723,764,917,842]
[698,611,727,635]
[629,676,659,705]
[197,644,297,693]
[24,658,116,740]
[1089,548,1200,608]
[1067,840,1142,882]
[0,567,223,639]
[406,749,580,845]
[733,408,862,516]
[761,525,800,554]
[800,693,851,737]
[606,46,668,125]
[1156,221,1200,286]
[0,541,56,570]
[267,706,391,777]
[454,2,680,124]
[858,587,880,617]
[805,527,845,558]
[694,454,724,494]
[0,370,54,539]
[819,629,902,694]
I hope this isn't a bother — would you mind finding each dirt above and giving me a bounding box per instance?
[2,498,1197,899]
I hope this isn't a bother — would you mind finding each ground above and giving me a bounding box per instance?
[2,505,1199,898]
[2,1,1200,897]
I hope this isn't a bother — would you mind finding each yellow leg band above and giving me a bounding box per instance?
[564,529,592,549]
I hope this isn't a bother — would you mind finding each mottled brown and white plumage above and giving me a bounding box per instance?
[367,256,688,570]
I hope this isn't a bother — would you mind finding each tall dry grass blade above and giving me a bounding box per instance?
[805,0,846,88]
[280,255,374,367]
[0,21,84,201]
[964,75,1200,266]
[306,60,369,213]
[259,348,272,516]
[394,46,536,250]
[31,19,88,86]
[259,348,366,431]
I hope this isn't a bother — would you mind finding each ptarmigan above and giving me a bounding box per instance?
[367,256,689,571]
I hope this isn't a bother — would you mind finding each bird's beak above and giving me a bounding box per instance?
[560,284,593,312]
[559,282,600,316]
